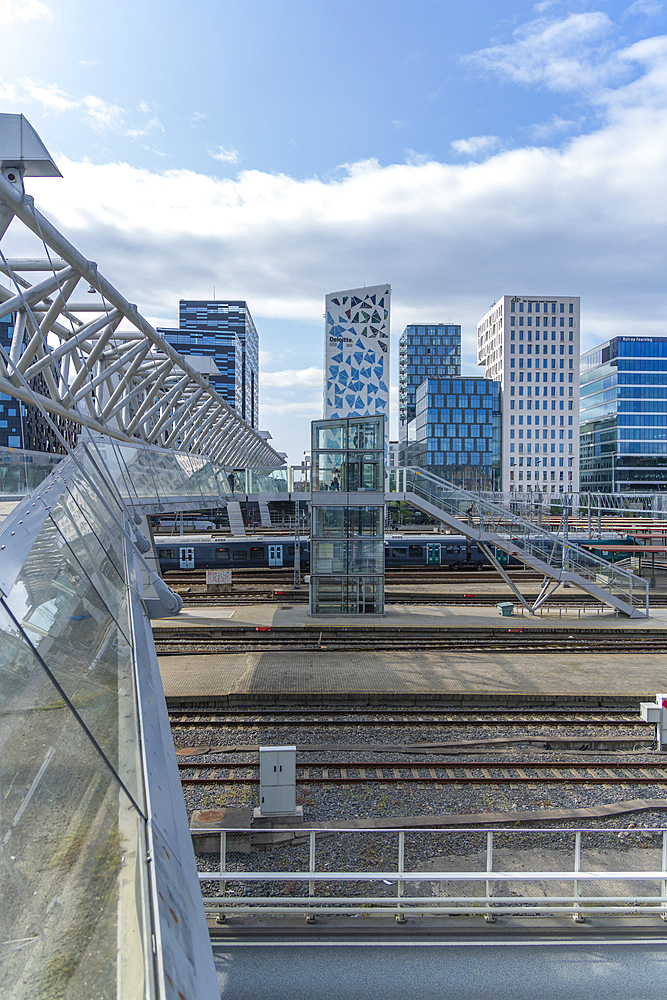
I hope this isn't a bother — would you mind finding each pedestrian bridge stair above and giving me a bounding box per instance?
[389,468,648,619]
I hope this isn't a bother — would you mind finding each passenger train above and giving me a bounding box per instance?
[155,532,635,573]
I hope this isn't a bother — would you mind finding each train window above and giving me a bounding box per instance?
[445,545,461,554]
[232,550,248,561]
[159,549,174,559]
[287,545,295,555]
[215,548,230,561]
[250,547,264,560]
[390,548,407,558]
[408,545,423,558]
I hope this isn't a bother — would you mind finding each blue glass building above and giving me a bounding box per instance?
[580,337,667,492]
[158,299,259,428]
[398,324,461,426]
[0,316,76,453]
[400,377,501,490]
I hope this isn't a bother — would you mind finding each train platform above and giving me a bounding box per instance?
[154,601,667,631]
[156,601,667,707]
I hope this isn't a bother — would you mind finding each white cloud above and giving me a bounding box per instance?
[0,76,162,140]
[209,145,240,165]
[405,148,433,166]
[528,114,585,140]
[451,134,500,156]
[22,78,77,111]
[0,0,52,24]
[623,0,663,17]
[391,119,408,130]
[139,100,151,114]
[261,367,323,388]
[462,12,625,94]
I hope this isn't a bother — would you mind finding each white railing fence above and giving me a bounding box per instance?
[193,825,667,923]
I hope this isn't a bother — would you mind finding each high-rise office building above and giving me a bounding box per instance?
[398,323,461,426]
[323,284,391,421]
[158,299,259,428]
[580,337,667,492]
[401,377,501,490]
[477,296,580,494]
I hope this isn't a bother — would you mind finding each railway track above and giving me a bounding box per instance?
[177,759,667,786]
[154,626,667,654]
[169,708,646,728]
[162,569,543,587]
[173,590,667,608]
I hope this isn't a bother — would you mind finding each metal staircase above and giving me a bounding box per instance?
[388,468,649,618]
[226,499,246,536]
[258,498,272,528]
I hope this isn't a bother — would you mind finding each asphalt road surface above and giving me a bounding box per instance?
[214,939,667,1000]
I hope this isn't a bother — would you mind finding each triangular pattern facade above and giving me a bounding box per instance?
[323,283,391,421]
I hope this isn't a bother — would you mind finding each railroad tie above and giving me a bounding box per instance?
[429,768,438,779]
[322,768,329,779]
[393,768,401,779]
[340,768,348,779]
[411,768,421,779]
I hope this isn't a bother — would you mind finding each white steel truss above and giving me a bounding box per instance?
[0,145,284,471]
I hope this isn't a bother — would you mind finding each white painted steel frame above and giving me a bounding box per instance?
[195,826,667,922]
[0,173,283,470]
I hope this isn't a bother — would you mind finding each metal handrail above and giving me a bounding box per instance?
[193,825,667,921]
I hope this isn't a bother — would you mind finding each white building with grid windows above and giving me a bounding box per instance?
[477,296,580,495]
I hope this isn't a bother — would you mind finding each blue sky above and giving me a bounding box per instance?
[2,0,667,462]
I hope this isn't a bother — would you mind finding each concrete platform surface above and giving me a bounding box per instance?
[155,602,667,631]
[158,648,663,704]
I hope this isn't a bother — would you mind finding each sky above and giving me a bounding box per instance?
[1,0,667,464]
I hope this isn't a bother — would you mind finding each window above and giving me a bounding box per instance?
[569,303,573,313]
[560,303,564,312]
[159,549,175,559]
[232,549,248,561]
[569,318,573,327]
[250,547,264,560]
[409,545,423,559]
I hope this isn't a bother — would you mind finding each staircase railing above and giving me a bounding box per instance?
[389,467,648,615]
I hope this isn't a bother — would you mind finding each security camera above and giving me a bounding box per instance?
[1,165,24,193]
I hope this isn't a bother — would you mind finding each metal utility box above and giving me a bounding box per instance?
[497,602,514,617]
[640,695,667,751]
[256,746,298,816]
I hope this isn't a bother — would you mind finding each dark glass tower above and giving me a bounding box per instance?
[398,323,461,427]
[159,299,259,429]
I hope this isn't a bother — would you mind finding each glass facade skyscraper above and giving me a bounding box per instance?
[580,336,667,492]
[401,377,501,490]
[158,299,259,428]
[398,323,461,426]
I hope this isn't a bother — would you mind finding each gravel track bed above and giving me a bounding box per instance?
[173,705,667,901]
